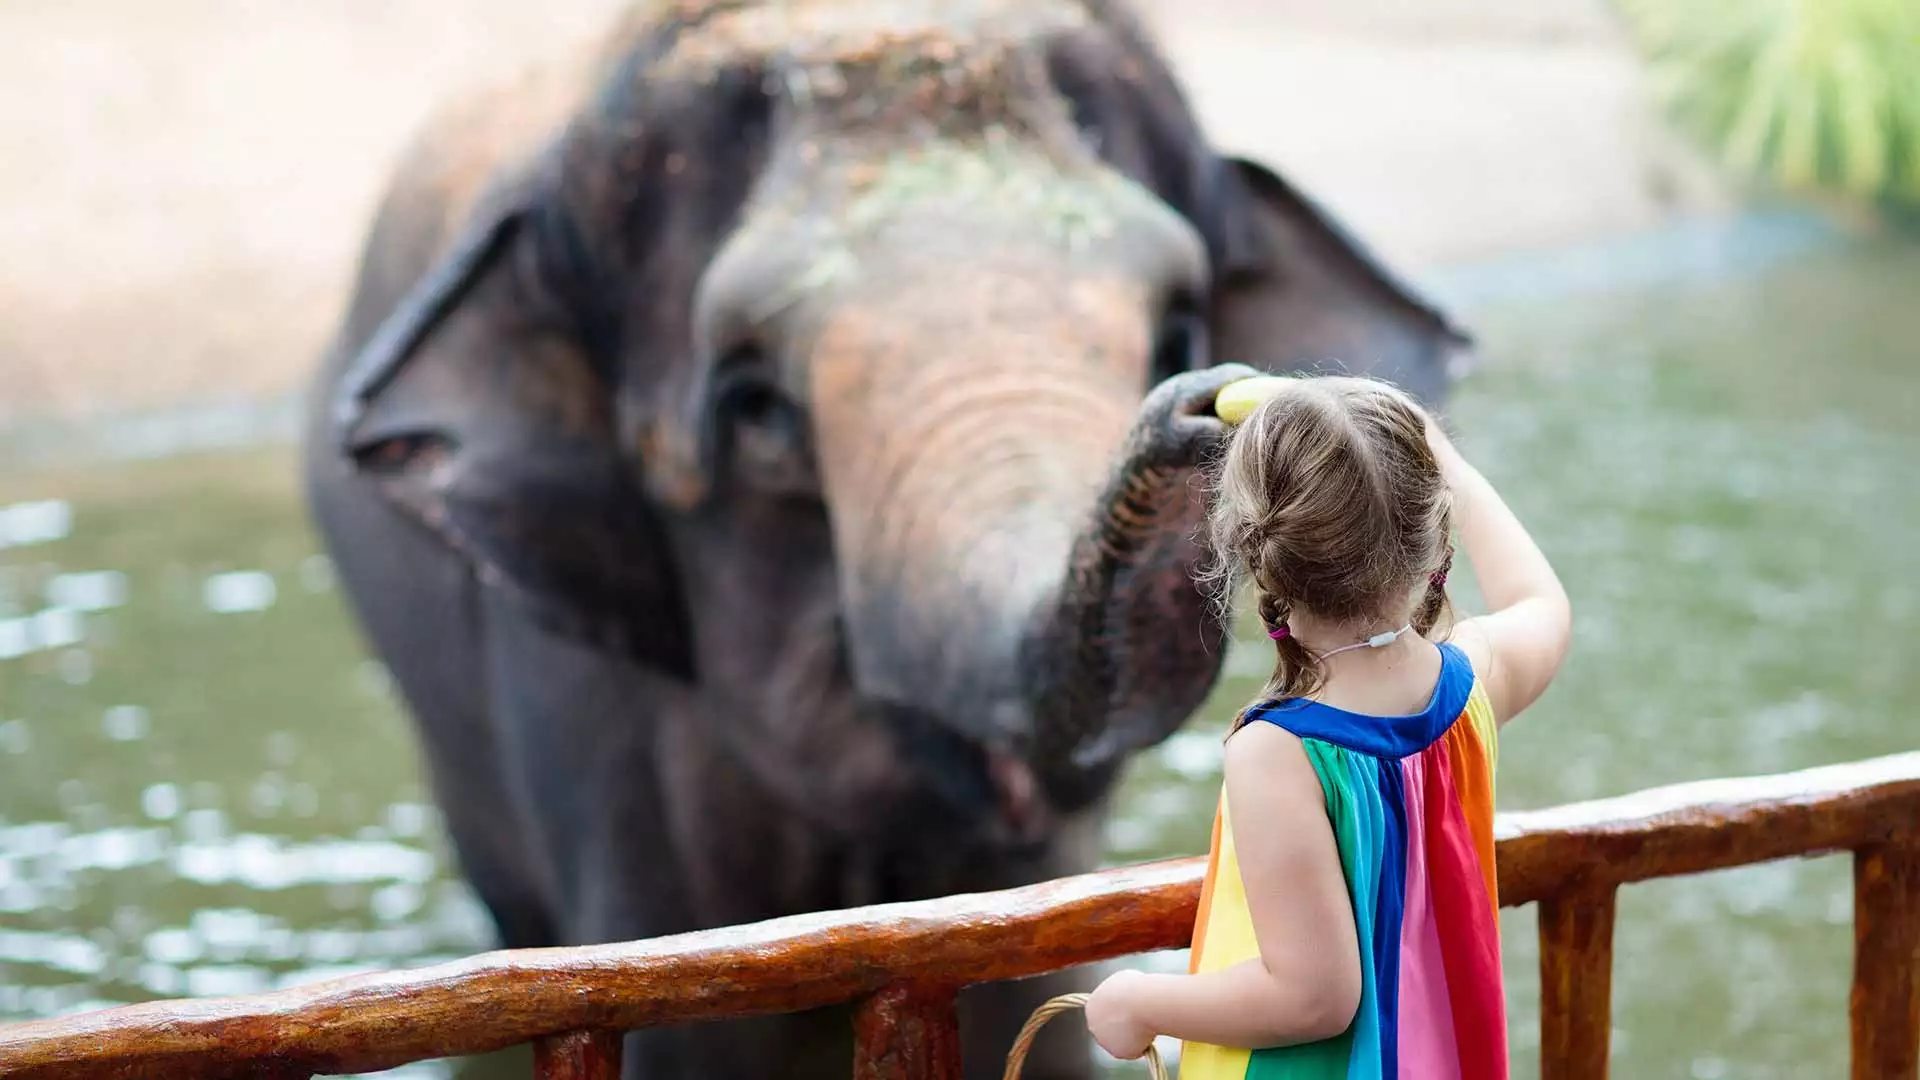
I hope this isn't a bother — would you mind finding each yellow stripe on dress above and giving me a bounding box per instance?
[1179,792,1257,1078]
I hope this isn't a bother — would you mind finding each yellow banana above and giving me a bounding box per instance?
[1211,375,1293,425]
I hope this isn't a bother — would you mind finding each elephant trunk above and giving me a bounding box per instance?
[1020,422,1229,805]
[806,262,1148,774]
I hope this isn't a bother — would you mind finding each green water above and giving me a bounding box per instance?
[2,235,1916,1079]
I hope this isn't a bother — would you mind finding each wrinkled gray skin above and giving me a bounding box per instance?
[301,2,1472,1077]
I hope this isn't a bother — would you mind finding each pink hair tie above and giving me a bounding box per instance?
[1268,625,1291,640]
[1430,571,1448,587]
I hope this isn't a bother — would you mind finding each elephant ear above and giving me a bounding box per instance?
[1209,157,1474,404]
[332,182,697,682]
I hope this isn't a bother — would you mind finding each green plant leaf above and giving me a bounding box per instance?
[1616,0,1920,209]
[1830,39,1889,193]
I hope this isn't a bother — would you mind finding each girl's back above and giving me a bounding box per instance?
[1182,641,1505,1078]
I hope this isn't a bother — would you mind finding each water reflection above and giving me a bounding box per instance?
[0,454,499,1080]
[1,235,1916,1080]
[0,500,72,549]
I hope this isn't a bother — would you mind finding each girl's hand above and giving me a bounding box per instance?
[1085,969,1158,1060]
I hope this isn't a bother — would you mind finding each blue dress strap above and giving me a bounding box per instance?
[1242,641,1476,759]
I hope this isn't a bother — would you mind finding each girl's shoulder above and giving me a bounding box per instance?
[1446,618,1498,690]
[1240,641,1479,759]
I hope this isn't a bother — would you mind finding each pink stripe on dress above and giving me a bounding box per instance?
[1397,750,1463,1079]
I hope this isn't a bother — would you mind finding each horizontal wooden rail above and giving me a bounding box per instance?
[1495,750,1920,905]
[0,859,1204,1080]
[0,750,1916,1080]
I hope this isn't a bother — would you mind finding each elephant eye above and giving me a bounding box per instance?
[728,380,786,429]
[712,346,817,494]
[1149,303,1208,387]
[713,347,793,429]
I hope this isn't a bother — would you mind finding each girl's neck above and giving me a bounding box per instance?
[1281,606,1441,715]
[1285,608,1419,658]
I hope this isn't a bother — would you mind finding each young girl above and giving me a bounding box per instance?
[1083,375,1572,1078]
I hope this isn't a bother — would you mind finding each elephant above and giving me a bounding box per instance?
[300,2,1472,1077]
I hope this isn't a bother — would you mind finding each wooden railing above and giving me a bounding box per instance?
[2,751,1916,1080]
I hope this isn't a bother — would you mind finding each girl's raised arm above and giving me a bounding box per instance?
[1428,420,1572,726]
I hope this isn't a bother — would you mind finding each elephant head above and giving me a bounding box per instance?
[325,1,1471,868]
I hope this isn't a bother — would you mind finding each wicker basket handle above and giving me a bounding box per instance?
[1001,992,1168,1080]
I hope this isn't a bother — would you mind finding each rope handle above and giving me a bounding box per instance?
[1001,992,1168,1080]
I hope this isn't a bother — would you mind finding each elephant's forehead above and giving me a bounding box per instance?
[704,134,1200,336]
[835,138,1136,248]
[710,136,1193,337]
[647,0,1090,80]
[635,0,1138,237]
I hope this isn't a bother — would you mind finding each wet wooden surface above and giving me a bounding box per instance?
[0,857,1201,1080]
[1538,888,1617,1080]
[533,1029,624,1080]
[852,983,963,1080]
[1496,751,1920,906]
[1851,842,1920,1080]
[0,751,1916,1080]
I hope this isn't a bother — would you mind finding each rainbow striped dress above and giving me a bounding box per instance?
[1179,642,1507,1079]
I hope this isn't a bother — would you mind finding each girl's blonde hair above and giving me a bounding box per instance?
[1200,376,1454,716]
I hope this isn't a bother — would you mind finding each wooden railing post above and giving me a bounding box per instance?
[1852,842,1920,1080]
[533,1029,624,1080]
[1538,888,1617,1080]
[851,982,962,1080]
